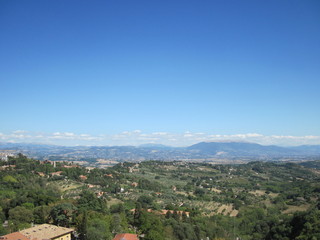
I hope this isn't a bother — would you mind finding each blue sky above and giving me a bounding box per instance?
[1,0,320,146]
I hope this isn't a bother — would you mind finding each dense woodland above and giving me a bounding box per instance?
[0,154,320,240]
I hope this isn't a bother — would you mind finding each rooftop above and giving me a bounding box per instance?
[112,233,139,240]
[20,224,73,240]
[0,232,29,240]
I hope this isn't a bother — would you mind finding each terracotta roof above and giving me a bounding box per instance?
[20,224,73,240]
[51,171,62,176]
[112,233,139,240]
[0,232,29,240]
[79,175,87,180]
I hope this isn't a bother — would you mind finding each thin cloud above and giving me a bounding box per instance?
[13,130,28,134]
[0,130,320,146]
[152,132,169,136]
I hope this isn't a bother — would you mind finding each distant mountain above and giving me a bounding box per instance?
[139,143,172,149]
[0,142,60,151]
[187,141,300,157]
[1,141,319,163]
[289,145,320,155]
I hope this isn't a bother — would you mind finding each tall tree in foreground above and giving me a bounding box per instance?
[78,211,88,240]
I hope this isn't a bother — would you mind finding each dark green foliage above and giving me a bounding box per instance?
[8,206,33,230]
[171,221,197,240]
[78,211,88,240]
[110,203,124,214]
[77,190,107,212]
[33,205,51,224]
[138,211,164,240]
[299,160,320,170]
[110,214,122,234]
[137,195,154,209]
[289,208,320,240]
[0,224,8,236]
[87,217,112,240]
[63,167,87,180]
[194,188,206,198]
[50,203,77,227]
[138,178,162,191]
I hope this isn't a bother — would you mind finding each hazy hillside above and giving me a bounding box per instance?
[1,142,320,164]
[187,141,303,156]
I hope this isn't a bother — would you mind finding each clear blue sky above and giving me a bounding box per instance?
[1,0,320,146]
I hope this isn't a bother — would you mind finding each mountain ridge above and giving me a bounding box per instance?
[1,141,320,163]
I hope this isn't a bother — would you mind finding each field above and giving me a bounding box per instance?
[112,161,320,219]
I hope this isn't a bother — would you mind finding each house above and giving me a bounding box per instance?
[42,160,53,164]
[19,224,73,240]
[85,167,95,172]
[79,175,87,181]
[0,150,16,161]
[51,171,63,177]
[63,165,78,168]
[42,160,58,167]
[131,182,138,187]
[0,165,16,171]
[1,224,74,240]
[0,232,29,240]
[37,172,45,177]
[96,191,105,198]
[112,233,139,240]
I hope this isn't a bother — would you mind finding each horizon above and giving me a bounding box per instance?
[2,139,320,148]
[1,1,320,147]
[1,130,320,147]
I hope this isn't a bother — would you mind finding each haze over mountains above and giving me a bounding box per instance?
[1,141,320,163]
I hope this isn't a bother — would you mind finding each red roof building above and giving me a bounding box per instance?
[51,171,62,176]
[79,175,87,181]
[112,233,139,240]
[0,232,29,240]
[0,224,74,240]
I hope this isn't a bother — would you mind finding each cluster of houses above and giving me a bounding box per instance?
[0,224,139,240]
[0,165,16,171]
[0,151,16,161]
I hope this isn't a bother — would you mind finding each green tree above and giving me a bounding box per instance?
[34,205,51,224]
[78,211,88,240]
[145,229,164,240]
[9,206,33,224]
[50,203,77,227]
[138,212,164,239]
[137,195,153,209]
[77,190,107,212]
[110,214,123,234]
[87,218,112,240]
[8,206,33,231]
[3,175,18,183]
